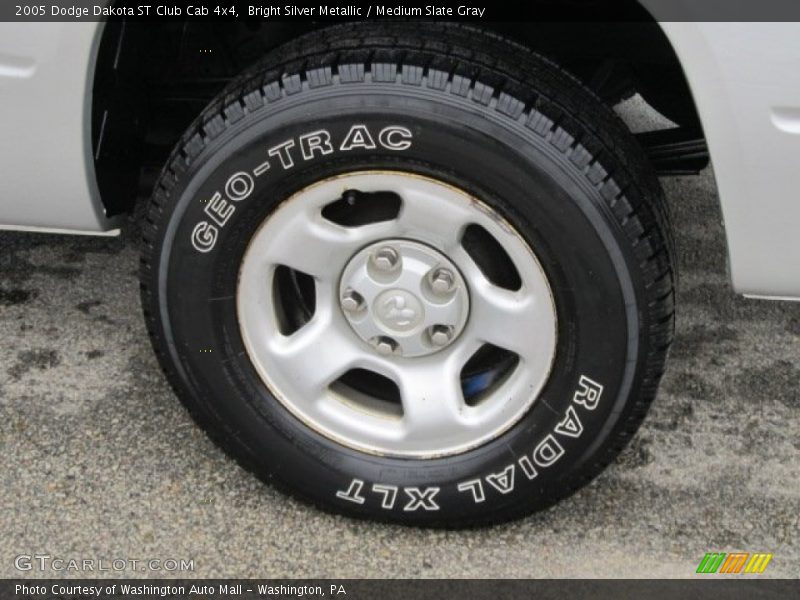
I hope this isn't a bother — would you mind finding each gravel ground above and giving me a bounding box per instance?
[0,100,798,579]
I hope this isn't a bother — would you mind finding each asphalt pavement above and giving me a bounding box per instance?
[0,99,798,578]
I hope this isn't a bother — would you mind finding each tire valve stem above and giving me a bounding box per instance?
[344,190,358,206]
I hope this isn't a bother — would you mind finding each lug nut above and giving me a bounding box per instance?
[372,246,400,271]
[340,289,364,314]
[430,268,455,294]
[372,336,399,356]
[429,325,454,347]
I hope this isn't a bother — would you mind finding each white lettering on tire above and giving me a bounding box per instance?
[456,479,485,503]
[573,375,604,410]
[532,434,565,468]
[299,130,334,160]
[203,192,234,227]
[340,124,376,151]
[378,125,413,150]
[371,484,399,509]
[554,405,584,438]
[518,456,538,480]
[403,487,440,512]
[335,479,366,504]
[224,171,255,202]
[333,374,606,509]
[485,465,516,494]
[190,222,218,253]
[333,375,606,509]
[268,139,296,169]
[189,124,413,254]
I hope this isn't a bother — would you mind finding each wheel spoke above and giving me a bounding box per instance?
[396,184,473,251]
[453,247,554,358]
[257,209,395,281]
[396,355,469,440]
[265,310,359,398]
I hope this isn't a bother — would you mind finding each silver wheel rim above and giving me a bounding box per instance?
[237,171,557,458]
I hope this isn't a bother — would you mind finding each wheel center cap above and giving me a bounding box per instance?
[339,239,470,358]
[375,289,425,332]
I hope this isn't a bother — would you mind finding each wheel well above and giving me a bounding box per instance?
[92,13,700,217]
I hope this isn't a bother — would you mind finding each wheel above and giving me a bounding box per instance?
[140,23,675,526]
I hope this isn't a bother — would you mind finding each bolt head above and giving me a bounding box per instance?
[341,290,363,313]
[431,268,455,294]
[429,325,454,347]
[372,337,398,355]
[372,247,400,271]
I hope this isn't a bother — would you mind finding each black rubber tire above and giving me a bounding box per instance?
[140,22,675,527]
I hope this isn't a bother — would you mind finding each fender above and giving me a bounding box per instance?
[0,21,117,235]
[640,6,800,298]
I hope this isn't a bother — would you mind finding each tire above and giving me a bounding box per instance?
[140,23,675,526]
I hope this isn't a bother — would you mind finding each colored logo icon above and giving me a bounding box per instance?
[696,552,773,574]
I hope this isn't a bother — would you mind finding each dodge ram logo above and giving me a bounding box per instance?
[375,291,424,332]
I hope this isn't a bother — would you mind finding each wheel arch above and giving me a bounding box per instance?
[90,10,703,219]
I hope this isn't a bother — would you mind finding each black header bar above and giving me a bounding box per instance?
[5,0,800,22]
[3,579,799,600]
